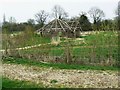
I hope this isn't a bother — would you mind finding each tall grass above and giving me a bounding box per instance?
[2,31,118,67]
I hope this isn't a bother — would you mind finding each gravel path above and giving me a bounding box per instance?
[3,63,119,88]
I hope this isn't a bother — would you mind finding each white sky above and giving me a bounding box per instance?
[0,0,119,23]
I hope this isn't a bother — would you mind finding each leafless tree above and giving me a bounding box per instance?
[88,7,105,24]
[116,1,120,16]
[52,5,68,19]
[35,10,49,24]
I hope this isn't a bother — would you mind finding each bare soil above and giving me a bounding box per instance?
[3,63,119,88]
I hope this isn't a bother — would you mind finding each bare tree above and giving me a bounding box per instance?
[88,7,105,24]
[116,1,120,16]
[118,1,120,20]
[35,10,49,24]
[118,1,120,16]
[52,5,68,19]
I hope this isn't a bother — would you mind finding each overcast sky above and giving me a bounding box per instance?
[0,0,119,23]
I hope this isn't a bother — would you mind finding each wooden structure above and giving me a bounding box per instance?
[36,19,82,38]
[68,20,82,37]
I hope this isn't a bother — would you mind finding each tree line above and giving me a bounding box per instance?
[2,4,119,33]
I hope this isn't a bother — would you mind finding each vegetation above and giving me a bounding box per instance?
[79,13,92,31]
[10,31,117,66]
[2,30,50,49]
[3,57,119,70]
[2,77,44,88]
[1,2,120,88]
[35,10,49,28]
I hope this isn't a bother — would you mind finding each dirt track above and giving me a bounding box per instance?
[3,63,119,88]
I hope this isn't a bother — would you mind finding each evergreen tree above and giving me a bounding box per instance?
[79,14,92,31]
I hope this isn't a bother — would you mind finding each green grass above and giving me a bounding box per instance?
[73,46,118,58]
[22,31,118,52]
[2,31,119,70]
[21,44,118,61]
[25,34,50,46]
[2,31,118,49]
[2,33,51,49]
[3,57,119,71]
[84,31,118,46]
[60,31,118,46]
[2,76,68,88]
[50,79,58,84]
[2,77,44,88]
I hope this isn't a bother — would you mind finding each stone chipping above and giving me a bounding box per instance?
[3,63,119,88]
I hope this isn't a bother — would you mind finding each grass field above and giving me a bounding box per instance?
[2,77,44,88]
[2,31,118,48]
[2,33,51,49]
[3,57,119,71]
[18,31,118,65]
[2,31,118,66]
